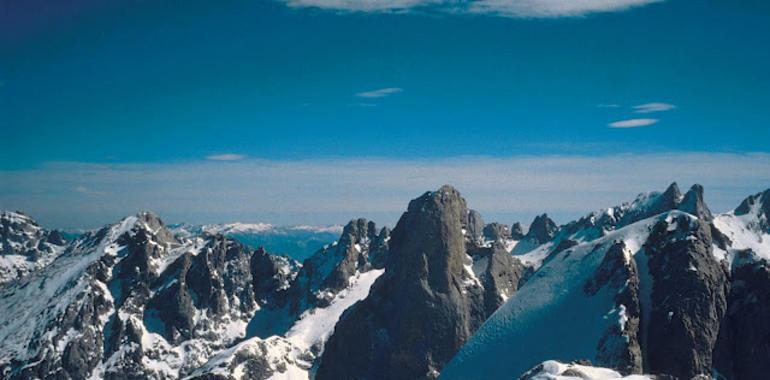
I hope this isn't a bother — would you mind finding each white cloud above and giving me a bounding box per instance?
[285,0,435,11]
[468,0,662,17]
[206,154,247,161]
[355,87,403,98]
[608,118,658,128]
[74,185,106,196]
[2,153,769,229]
[281,0,663,17]
[633,102,676,113]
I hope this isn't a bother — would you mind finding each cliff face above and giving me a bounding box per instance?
[317,185,522,380]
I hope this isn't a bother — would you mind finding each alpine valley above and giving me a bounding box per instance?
[2,183,770,380]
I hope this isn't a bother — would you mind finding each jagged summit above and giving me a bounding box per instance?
[3,184,770,380]
[317,185,525,380]
[0,210,68,285]
[511,222,525,240]
[525,213,559,244]
[734,188,770,219]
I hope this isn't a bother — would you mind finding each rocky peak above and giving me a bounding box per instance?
[386,185,469,293]
[642,213,728,379]
[318,185,517,380]
[511,222,525,240]
[679,184,713,221]
[466,209,485,244]
[524,213,558,244]
[482,222,511,243]
[734,188,770,221]
[1,211,68,285]
[287,217,388,314]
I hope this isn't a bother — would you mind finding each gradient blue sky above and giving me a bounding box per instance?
[1,0,770,228]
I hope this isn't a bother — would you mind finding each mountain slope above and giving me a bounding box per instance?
[441,183,731,379]
[0,211,67,285]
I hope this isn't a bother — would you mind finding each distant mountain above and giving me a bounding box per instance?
[170,222,342,261]
[1,184,769,380]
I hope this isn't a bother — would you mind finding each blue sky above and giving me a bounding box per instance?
[1,0,770,228]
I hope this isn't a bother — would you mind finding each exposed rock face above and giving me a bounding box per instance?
[679,184,713,221]
[714,255,770,380]
[287,218,388,315]
[317,186,514,380]
[0,211,68,285]
[510,222,525,240]
[584,241,643,374]
[482,223,511,243]
[524,214,558,245]
[472,242,529,316]
[617,182,682,228]
[643,214,729,379]
[466,209,485,244]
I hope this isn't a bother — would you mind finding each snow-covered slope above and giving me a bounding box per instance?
[713,189,770,265]
[186,269,384,380]
[442,211,669,378]
[0,211,67,285]
[519,360,652,380]
[442,183,731,379]
[0,211,386,380]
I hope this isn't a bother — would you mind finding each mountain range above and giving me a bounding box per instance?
[1,183,769,380]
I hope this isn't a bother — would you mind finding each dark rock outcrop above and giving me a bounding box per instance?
[642,214,729,378]
[584,241,643,374]
[679,184,713,221]
[466,210,485,244]
[317,186,498,380]
[524,214,558,245]
[510,222,525,240]
[286,218,388,315]
[482,223,511,243]
[714,254,770,380]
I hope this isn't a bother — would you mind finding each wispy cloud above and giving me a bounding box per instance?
[282,0,663,18]
[74,185,106,196]
[355,87,403,99]
[3,153,769,229]
[597,103,621,108]
[608,118,658,128]
[633,102,676,113]
[206,154,247,161]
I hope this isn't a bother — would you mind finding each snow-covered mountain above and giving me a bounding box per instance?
[0,211,68,285]
[0,212,382,379]
[2,184,769,380]
[441,185,770,380]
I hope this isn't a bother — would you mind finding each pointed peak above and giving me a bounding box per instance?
[735,188,770,217]
[679,184,713,221]
[662,182,683,203]
[511,222,525,240]
[525,214,558,244]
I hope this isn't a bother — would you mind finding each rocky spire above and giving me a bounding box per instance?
[317,185,489,380]
[482,222,511,243]
[466,209,485,244]
[524,214,558,244]
[678,184,713,221]
[286,217,388,315]
[510,222,525,240]
[642,214,728,378]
